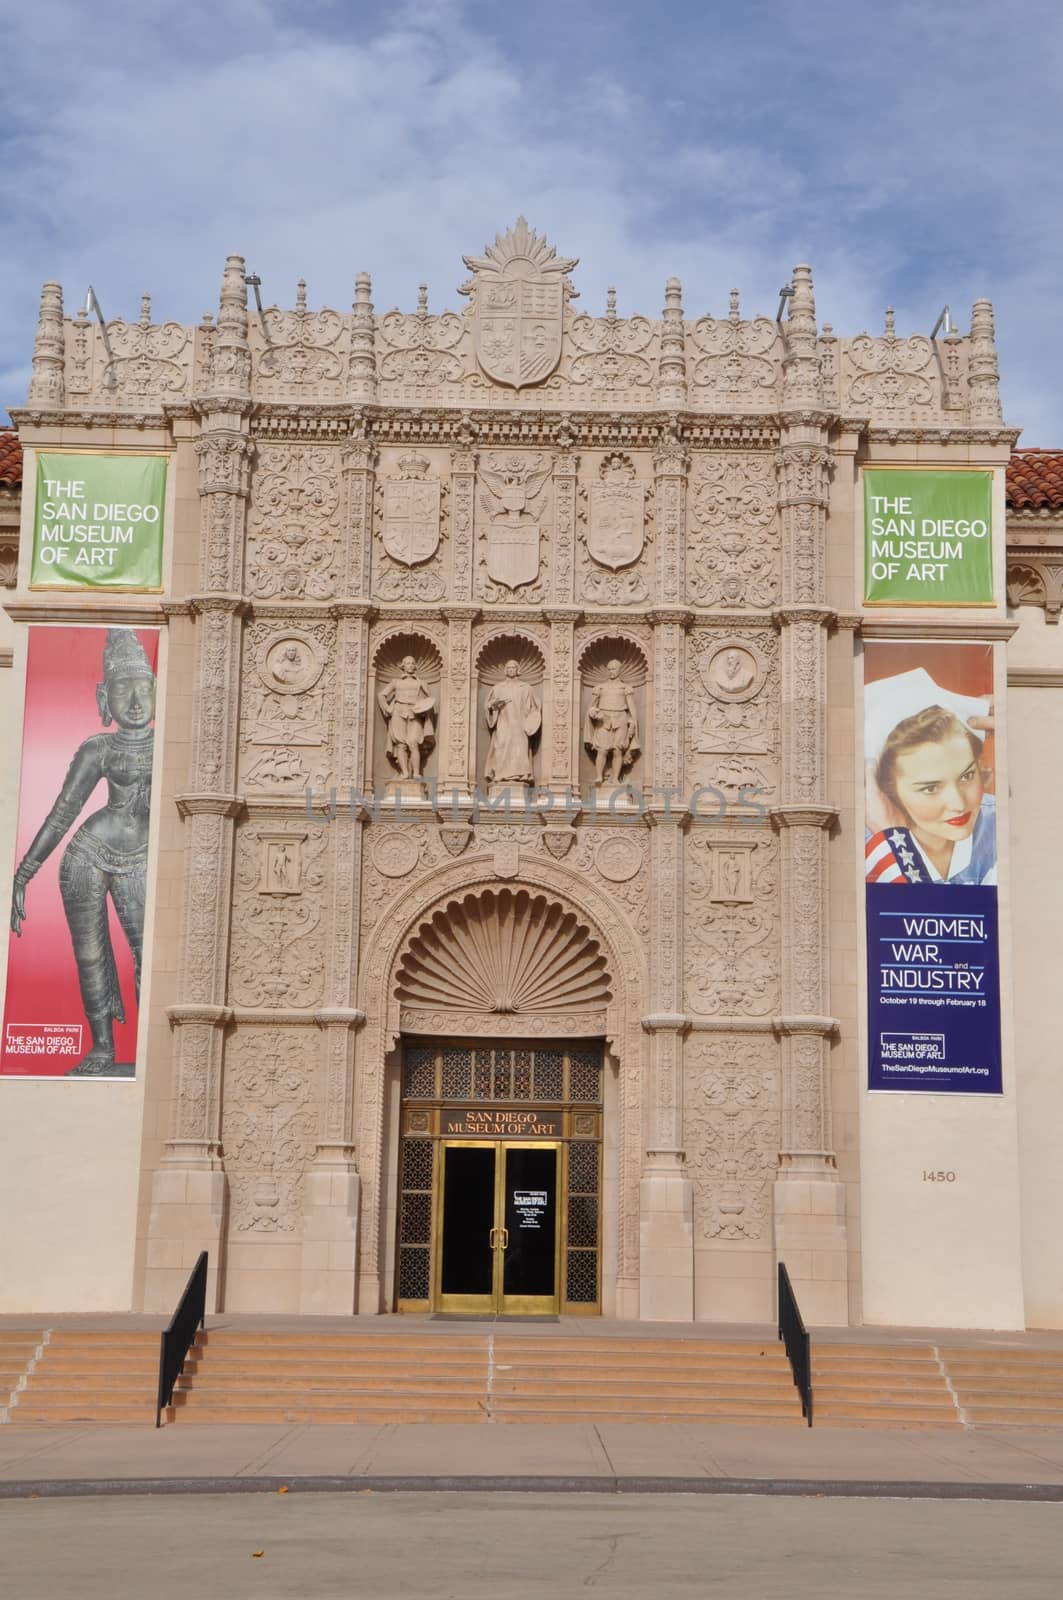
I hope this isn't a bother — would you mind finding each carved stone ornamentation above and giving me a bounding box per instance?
[684,1036,780,1242]
[255,282,345,395]
[461,218,577,390]
[381,453,442,567]
[686,629,779,804]
[222,1032,317,1234]
[246,444,342,600]
[568,290,654,395]
[844,308,935,415]
[378,283,465,392]
[577,634,649,792]
[230,824,327,1007]
[685,831,779,1016]
[690,292,780,403]
[241,620,334,786]
[100,295,192,400]
[687,452,778,608]
[477,451,553,598]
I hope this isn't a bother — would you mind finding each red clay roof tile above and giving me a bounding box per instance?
[0,429,21,487]
[1007,449,1063,511]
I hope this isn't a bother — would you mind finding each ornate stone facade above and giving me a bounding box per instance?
[5,221,1016,1328]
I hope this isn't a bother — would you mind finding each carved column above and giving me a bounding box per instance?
[773,262,847,1323]
[347,271,377,405]
[968,298,1003,424]
[449,447,477,603]
[442,605,477,798]
[653,439,689,607]
[640,604,694,1320]
[551,448,578,604]
[341,437,376,599]
[146,255,252,1313]
[544,609,577,794]
[28,281,65,408]
[656,277,687,409]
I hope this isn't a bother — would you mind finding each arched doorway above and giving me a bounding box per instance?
[356,870,647,1318]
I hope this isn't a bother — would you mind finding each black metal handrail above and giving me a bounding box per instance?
[155,1251,208,1427]
[778,1261,813,1426]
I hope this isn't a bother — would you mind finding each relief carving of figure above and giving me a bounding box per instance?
[378,655,437,780]
[9,629,155,1076]
[584,659,640,784]
[484,661,541,786]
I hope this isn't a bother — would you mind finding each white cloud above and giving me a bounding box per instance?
[1,0,1058,439]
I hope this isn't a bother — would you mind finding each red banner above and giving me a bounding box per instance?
[2,625,159,1078]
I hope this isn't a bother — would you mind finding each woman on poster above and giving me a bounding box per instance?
[864,666,996,887]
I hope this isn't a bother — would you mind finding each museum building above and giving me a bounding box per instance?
[1,222,1062,1335]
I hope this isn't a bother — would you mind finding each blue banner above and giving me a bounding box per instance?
[867,882,1001,1094]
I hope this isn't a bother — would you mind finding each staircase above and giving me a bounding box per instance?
[0,1330,44,1419]
[8,1331,160,1423]
[165,1332,805,1426]
[942,1346,1063,1427]
[811,1343,959,1429]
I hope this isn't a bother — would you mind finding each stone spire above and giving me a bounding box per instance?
[348,270,377,403]
[206,253,251,403]
[28,281,65,407]
[781,263,822,410]
[968,297,1003,423]
[656,276,687,408]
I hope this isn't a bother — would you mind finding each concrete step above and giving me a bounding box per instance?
[10,1401,153,1423]
[29,1372,160,1392]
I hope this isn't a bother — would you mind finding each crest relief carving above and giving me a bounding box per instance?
[588,454,645,571]
[461,218,578,390]
[382,453,441,567]
[478,451,553,593]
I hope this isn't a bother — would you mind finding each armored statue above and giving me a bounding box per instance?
[378,655,436,780]
[484,660,541,786]
[10,629,155,1077]
[584,659,640,785]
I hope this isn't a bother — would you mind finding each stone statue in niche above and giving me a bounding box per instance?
[378,655,437,782]
[584,659,640,785]
[484,661,541,789]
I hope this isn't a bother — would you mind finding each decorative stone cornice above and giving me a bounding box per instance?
[770,805,838,830]
[167,1004,233,1028]
[1007,667,1063,688]
[188,593,251,617]
[5,597,168,626]
[175,793,245,818]
[774,605,834,628]
[775,1014,840,1037]
[647,606,694,627]
[640,1013,691,1034]
[859,615,1017,640]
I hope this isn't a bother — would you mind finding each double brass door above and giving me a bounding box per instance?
[436,1140,560,1315]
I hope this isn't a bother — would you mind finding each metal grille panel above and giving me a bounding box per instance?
[533,1051,563,1099]
[441,1048,472,1099]
[565,1250,598,1304]
[569,1051,602,1103]
[403,1047,436,1099]
[398,1247,431,1301]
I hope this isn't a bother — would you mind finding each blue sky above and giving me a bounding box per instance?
[2,0,1059,438]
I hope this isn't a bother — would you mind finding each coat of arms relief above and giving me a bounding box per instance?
[477,451,553,596]
[461,218,577,390]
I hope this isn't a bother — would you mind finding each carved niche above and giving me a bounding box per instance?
[373,450,447,603]
[476,451,553,601]
[684,830,780,1017]
[687,452,778,608]
[240,620,335,793]
[222,1030,317,1235]
[229,820,328,1008]
[246,444,342,599]
[576,634,649,794]
[370,629,444,788]
[686,628,779,806]
[684,1035,780,1243]
[474,633,546,794]
[577,453,653,605]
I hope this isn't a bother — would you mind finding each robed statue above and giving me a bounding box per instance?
[10,628,156,1077]
[584,659,640,785]
[378,655,437,780]
[484,660,541,786]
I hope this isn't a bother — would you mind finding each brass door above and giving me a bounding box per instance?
[435,1140,561,1315]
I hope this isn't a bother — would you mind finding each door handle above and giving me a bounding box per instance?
[489,1226,498,1250]
[500,1227,509,1250]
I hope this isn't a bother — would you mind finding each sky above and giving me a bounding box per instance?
[1,0,1060,439]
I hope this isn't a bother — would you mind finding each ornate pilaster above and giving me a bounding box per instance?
[773,264,847,1320]
[347,271,377,404]
[544,609,577,790]
[551,448,578,603]
[656,277,687,408]
[652,439,689,606]
[27,281,65,407]
[640,605,693,1321]
[442,605,478,794]
[340,436,376,599]
[449,446,477,602]
[968,298,1003,424]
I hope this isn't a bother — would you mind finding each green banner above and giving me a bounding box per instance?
[863,469,993,605]
[31,453,166,590]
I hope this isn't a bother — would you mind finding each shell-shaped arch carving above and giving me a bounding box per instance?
[394,886,612,1016]
[474,631,546,684]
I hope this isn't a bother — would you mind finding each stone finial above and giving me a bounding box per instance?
[28,281,65,407]
[206,253,251,402]
[606,286,617,320]
[296,278,307,312]
[729,288,740,321]
[657,275,687,407]
[968,297,1003,423]
[140,293,152,327]
[348,269,377,402]
[417,282,429,315]
[781,263,821,409]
